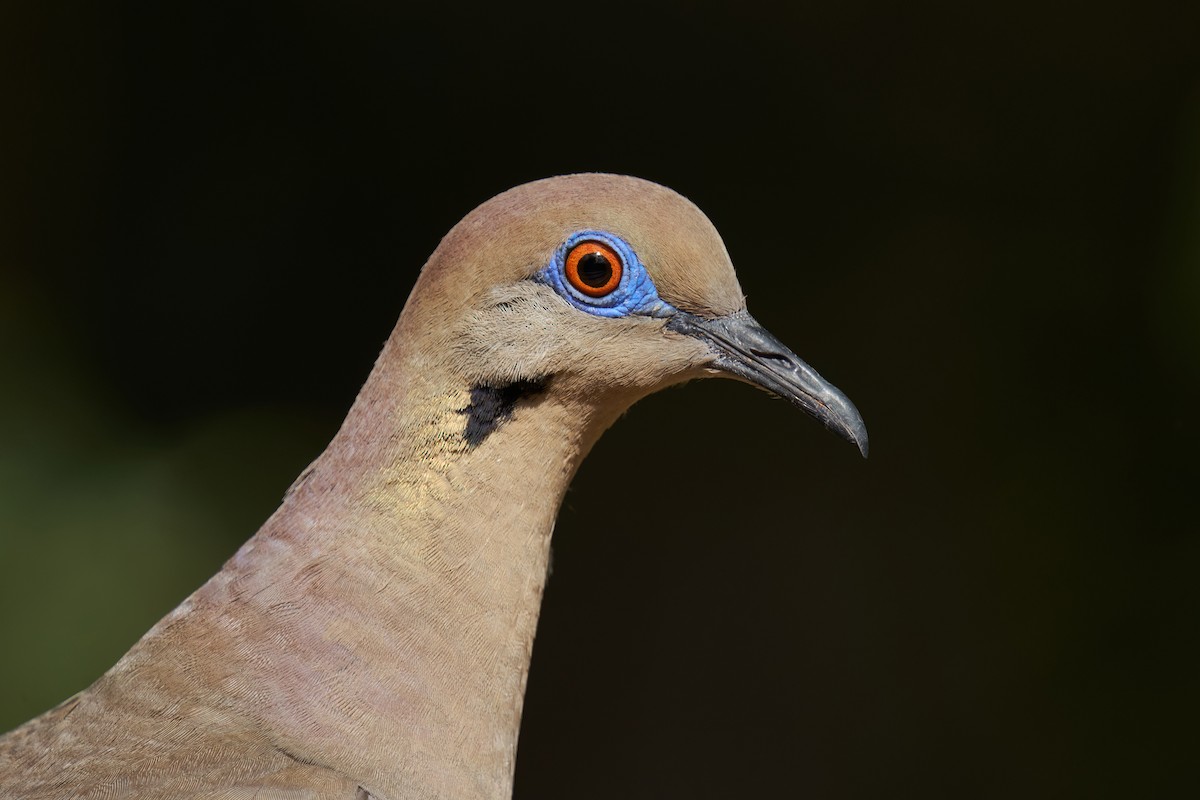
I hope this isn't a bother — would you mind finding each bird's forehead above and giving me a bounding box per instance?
[447,174,746,318]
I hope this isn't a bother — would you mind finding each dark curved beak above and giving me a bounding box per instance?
[667,310,869,458]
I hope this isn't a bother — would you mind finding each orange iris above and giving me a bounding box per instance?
[564,240,623,297]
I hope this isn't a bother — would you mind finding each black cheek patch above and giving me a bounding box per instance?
[458,377,549,447]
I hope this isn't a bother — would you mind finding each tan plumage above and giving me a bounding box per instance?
[0,174,866,799]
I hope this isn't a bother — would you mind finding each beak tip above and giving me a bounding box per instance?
[821,390,869,459]
[839,416,870,459]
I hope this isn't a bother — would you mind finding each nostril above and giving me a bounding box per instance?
[750,348,792,367]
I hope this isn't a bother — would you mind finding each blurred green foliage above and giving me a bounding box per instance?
[0,281,329,726]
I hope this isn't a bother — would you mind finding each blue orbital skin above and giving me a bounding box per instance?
[536,230,677,319]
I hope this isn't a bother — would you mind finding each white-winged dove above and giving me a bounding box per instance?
[0,174,866,799]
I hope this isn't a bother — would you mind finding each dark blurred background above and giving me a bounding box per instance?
[2,1,1198,797]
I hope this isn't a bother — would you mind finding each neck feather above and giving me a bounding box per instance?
[113,333,623,799]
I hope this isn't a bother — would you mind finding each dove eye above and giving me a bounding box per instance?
[564,240,622,297]
[536,229,675,319]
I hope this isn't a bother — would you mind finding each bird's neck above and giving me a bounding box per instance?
[133,337,624,799]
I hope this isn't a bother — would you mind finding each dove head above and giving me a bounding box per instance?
[391,173,868,456]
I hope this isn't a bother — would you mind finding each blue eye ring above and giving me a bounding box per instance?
[537,230,677,319]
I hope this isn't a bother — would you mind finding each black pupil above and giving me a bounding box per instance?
[577,252,613,287]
